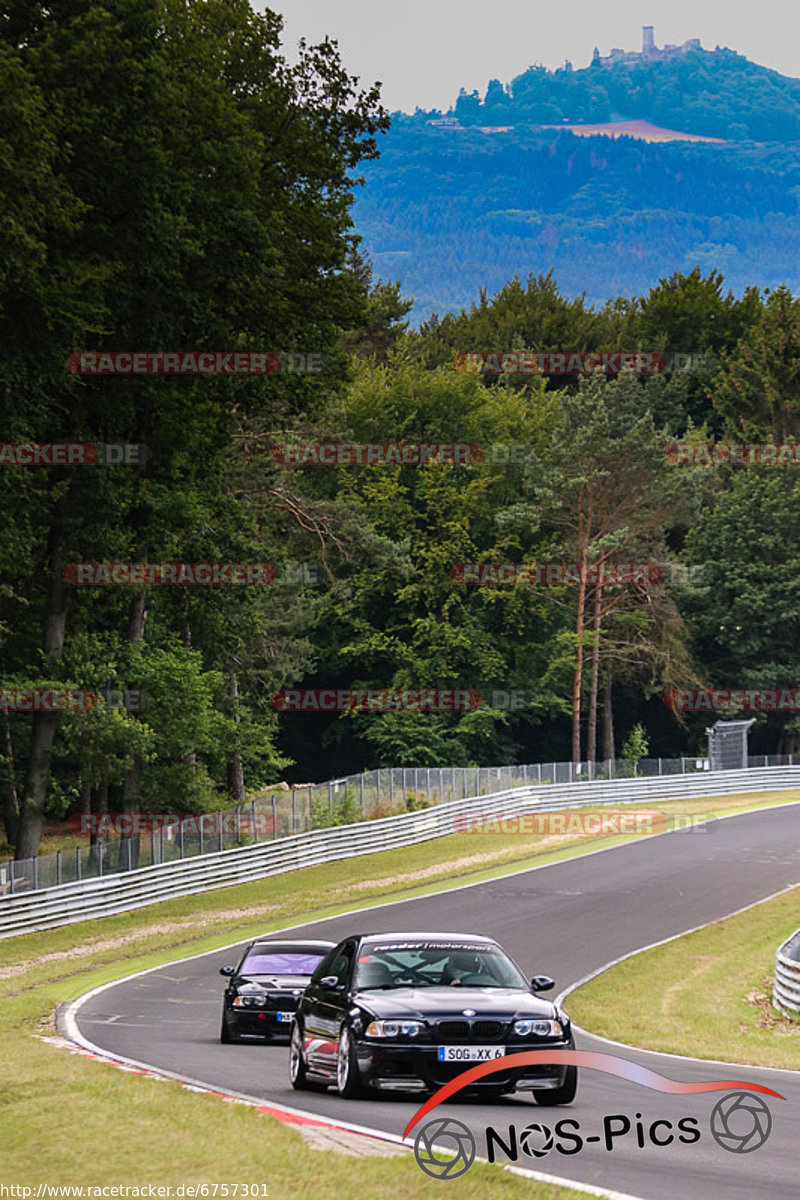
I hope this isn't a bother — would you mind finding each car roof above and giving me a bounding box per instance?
[359,931,498,945]
[245,939,335,950]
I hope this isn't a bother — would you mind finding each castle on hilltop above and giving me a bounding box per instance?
[593,26,701,67]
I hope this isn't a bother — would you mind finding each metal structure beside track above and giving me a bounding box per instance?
[1,765,798,939]
[774,926,800,1015]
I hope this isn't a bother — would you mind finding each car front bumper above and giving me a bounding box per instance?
[227,1006,297,1036]
[354,1039,573,1093]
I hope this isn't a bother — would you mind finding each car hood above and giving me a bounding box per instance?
[235,974,310,988]
[353,986,557,1020]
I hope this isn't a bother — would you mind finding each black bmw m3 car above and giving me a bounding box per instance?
[288,931,576,1102]
[219,938,334,1043]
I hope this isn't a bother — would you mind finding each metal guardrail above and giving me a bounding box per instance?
[1,754,724,896]
[1,765,798,940]
[773,927,800,1015]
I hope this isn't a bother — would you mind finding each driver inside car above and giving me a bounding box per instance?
[442,950,487,986]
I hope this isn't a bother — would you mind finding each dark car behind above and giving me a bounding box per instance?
[219,938,334,1043]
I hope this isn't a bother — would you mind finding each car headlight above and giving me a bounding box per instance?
[365,1019,425,1038]
[513,1019,564,1038]
[233,986,267,1008]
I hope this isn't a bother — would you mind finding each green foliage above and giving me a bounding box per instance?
[621,723,650,767]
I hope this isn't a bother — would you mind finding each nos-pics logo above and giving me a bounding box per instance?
[406,1051,781,1180]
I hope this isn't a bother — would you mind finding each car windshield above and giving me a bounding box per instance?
[241,951,325,975]
[353,941,527,989]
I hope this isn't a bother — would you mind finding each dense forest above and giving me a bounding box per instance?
[2,0,800,860]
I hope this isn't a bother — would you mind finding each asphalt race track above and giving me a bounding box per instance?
[68,805,800,1199]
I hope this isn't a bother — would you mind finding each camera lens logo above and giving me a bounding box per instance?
[710,1092,772,1153]
[519,1122,554,1157]
[414,1117,476,1179]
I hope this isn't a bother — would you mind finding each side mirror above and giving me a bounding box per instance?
[319,975,343,989]
[219,966,235,977]
[531,974,555,992]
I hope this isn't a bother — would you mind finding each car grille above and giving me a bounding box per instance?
[437,1020,470,1040]
[473,1020,504,1041]
[437,1019,506,1041]
[265,995,299,1010]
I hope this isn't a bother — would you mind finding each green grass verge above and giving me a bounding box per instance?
[1,787,798,1194]
[567,884,800,1071]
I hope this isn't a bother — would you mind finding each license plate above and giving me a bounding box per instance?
[275,1012,295,1023]
[437,1045,507,1062]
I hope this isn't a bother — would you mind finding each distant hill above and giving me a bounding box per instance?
[452,45,800,142]
[352,44,800,323]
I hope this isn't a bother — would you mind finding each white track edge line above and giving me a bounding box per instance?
[556,880,800,1076]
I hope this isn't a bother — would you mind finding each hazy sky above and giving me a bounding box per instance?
[272,0,800,112]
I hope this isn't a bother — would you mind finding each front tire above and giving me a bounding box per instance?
[534,1042,578,1106]
[220,1014,234,1044]
[534,1065,577,1105]
[336,1025,363,1098]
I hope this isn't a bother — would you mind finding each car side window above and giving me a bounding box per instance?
[310,947,340,983]
[332,940,357,984]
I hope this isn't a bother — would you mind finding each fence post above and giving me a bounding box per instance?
[199,820,204,855]
[389,771,394,807]
[151,831,157,865]
[658,757,662,776]
[235,807,241,843]
[426,767,431,797]
[376,769,380,811]
[272,795,277,838]
[76,847,81,881]
[292,789,297,831]
[56,850,62,887]
[328,781,333,816]
[308,786,313,826]
[128,837,133,871]
[9,860,14,895]
[251,799,257,841]
[98,844,103,879]
[360,774,365,811]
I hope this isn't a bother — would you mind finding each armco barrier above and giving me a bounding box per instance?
[774,927,800,1016]
[1,765,798,939]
